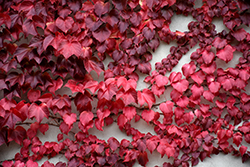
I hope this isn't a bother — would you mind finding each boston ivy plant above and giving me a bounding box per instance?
[0,0,250,166]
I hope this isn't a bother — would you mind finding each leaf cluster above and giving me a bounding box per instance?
[0,0,250,167]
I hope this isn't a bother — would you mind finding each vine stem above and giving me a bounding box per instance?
[16,122,59,127]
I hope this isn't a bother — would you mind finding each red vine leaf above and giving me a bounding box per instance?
[94,1,110,17]
[55,17,74,33]
[155,75,169,87]
[63,113,77,127]
[28,103,50,123]
[172,79,189,93]
[138,61,151,74]
[141,109,155,123]
[8,126,26,145]
[117,114,127,128]
[92,27,111,43]
[4,108,22,129]
[137,89,155,108]
[216,45,236,63]
[108,137,120,151]
[79,111,94,127]
[27,89,41,103]
[26,160,38,167]
[59,41,82,59]
[123,107,136,121]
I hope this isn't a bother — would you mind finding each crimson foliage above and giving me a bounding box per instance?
[0,0,250,166]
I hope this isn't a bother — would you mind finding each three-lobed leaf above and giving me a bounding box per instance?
[28,103,49,123]
[137,89,155,108]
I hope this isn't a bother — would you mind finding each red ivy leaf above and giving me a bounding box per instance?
[8,126,26,145]
[84,58,104,76]
[80,111,94,127]
[148,38,160,51]
[240,145,247,156]
[146,136,159,153]
[4,108,22,129]
[59,9,72,19]
[117,114,127,128]
[130,12,142,27]
[53,95,71,109]
[26,160,38,167]
[191,70,205,85]
[137,151,149,166]
[82,46,92,59]
[160,101,174,115]
[0,13,11,29]
[233,132,242,147]
[142,27,155,41]
[15,101,29,121]
[42,161,55,167]
[0,128,7,146]
[231,28,247,41]
[22,15,45,36]
[241,93,250,104]
[39,124,49,135]
[216,45,236,63]
[22,19,37,36]
[170,89,182,102]
[84,80,99,94]
[112,0,127,10]
[28,103,49,123]
[138,62,151,74]
[48,78,63,94]
[56,17,74,33]
[118,21,129,33]
[38,93,53,104]
[183,112,194,124]
[141,109,155,123]
[92,27,111,43]
[212,37,227,49]
[59,41,82,59]
[2,161,13,167]
[176,96,189,108]
[137,89,155,108]
[221,78,234,91]
[85,15,103,32]
[13,44,32,63]
[0,105,5,118]
[108,137,120,151]
[169,72,182,83]
[155,75,169,87]
[208,81,220,94]
[123,107,136,121]
[27,89,41,103]
[202,50,215,64]
[94,1,110,17]
[167,0,176,6]
[60,122,72,135]
[116,89,137,106]
[172,79,189,93]
[182,61,196,78]
[65,80,82,94]
[157,140,175,158]
[215,100,226,109]
[200,61,217,74]
[151,84,165,97]
[191,84,204,99]
[239,70,250,81]
[63,113,77,127]
[98,83,118,101]
[117,77,137,91]
[97,109,110,120]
